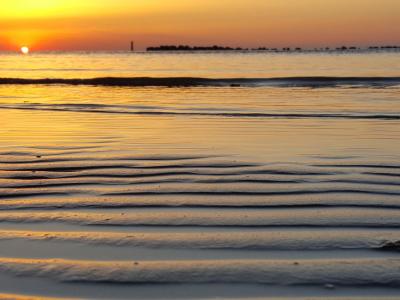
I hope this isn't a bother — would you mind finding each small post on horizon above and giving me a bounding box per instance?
[130,41,135,52]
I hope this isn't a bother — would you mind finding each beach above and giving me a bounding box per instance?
[0,51,400,299]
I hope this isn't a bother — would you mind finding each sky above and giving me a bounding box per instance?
[0,0,399,51]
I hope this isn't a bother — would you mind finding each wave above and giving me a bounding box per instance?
[0,76,400,88]
[1,103,399,120]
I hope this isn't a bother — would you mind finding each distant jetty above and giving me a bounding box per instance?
[147,44,400,52]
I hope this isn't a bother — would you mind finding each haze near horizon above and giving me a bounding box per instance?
[0,0,399,51]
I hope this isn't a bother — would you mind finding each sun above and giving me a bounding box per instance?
[21,46,30,54]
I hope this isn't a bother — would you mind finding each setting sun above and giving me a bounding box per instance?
[20,46,29,54]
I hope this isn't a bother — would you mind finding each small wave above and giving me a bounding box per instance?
[0,76,400,88]
[1,104,399,120]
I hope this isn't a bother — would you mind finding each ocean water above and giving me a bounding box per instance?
[0,51,400,300]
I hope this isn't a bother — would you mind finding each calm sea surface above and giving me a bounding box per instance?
[0,51,400,299]
[1,51,400,78]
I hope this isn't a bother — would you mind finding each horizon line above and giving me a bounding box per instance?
[1,44,400,53]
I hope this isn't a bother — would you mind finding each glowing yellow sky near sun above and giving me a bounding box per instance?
[1,0,66,18]
[0,0,399,51]
[0,0,170,18]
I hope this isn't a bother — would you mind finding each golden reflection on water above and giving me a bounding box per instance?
[1,107,399,163]
[0,52,399,79]
[0,82,399,162]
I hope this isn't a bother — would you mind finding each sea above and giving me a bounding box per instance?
[0,51,399,300]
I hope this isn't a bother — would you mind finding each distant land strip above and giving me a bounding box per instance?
[146,45,400,52]
[0,77,400,88]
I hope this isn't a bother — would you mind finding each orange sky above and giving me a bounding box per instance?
[0,0,399,51]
